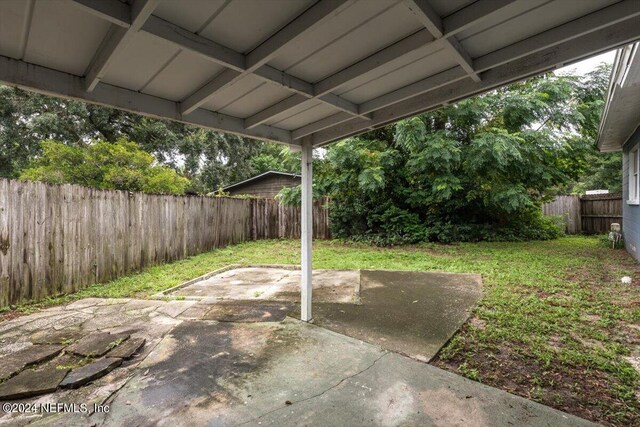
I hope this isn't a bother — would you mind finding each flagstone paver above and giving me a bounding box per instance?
[64,298,105,310]
[59,358,123,389]
[0,365,69,400]
[0,344,65,381]
[156,300,195,318]
[66,332,130,358]
[52,313,92,331]
[30,327,84,345]
[107,337,145,359]
[176,303,212,320]
[19,313,78,332]
[0,341,32,356]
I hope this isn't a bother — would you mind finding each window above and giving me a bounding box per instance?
[629,147,639,205]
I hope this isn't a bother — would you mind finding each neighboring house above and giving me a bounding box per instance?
[223,171,300,198]
[598,43,640,260]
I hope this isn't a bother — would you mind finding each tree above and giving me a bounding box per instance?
[20,140,189,195]
[0,85,126,178]
[250,143,300,175]
[0,85,299,193]
[308,67,613,243]
[560,64,622,194]
[565,151,621,193]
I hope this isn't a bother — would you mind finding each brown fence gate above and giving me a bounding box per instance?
[542,193,622,234]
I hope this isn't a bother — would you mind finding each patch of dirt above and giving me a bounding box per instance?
[581,314,602,323]
[620,300,640,309]
[468,317,486,330]
[570,333,605,350]
[547,334,563,351]
[536,290,551,299]
[0,310,23,324]
[616,324,640,347]
[433,344,640,426]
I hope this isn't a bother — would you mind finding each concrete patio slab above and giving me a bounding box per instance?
[167,267,480,362]
[94,318,594,427]
[201,301,293,323]
[169,266,359,303]
[248,339,596,427]
[0,279,595,426]
[293,270,483,362]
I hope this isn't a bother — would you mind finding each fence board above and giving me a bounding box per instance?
[0,180,10,306]
[542,195,581,234]
[0,179,331,306]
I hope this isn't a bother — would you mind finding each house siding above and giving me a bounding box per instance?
[227,175,300,198]
[623,126,640,261]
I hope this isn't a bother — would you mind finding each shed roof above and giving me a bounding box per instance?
[1,0,639,148]
[223,171,300,191]
[597,42,640,152]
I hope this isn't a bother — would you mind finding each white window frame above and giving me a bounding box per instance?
[628,146,639,205]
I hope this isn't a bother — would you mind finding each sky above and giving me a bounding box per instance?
[556,50,616,76]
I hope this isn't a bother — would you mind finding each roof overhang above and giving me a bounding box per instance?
[597,42,640,152]
[1,0,640,148]
[223,171,300,191]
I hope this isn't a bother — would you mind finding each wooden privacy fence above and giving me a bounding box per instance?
[542,193,622,234]
[251,197,331,240]
[0,179,330,306]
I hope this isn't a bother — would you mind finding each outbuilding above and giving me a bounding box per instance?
[223,171,300,198]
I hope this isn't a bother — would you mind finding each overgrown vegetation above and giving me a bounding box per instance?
[281,65,620,243]
[4,237,638,425]
[1,64,621,242]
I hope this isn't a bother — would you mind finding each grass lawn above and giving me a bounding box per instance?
[4,236,640,425]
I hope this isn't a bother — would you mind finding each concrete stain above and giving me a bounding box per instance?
[418,387,488,427]
[106,320,303,425]
[374,381,418,426]
[292,269,482,362]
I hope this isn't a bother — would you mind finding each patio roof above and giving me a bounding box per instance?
[1,0,639,148]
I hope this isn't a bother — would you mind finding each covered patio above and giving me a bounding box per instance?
[1,0,640,321]
[1,1,640,425]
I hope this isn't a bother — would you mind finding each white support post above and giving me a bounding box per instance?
[300,137,313,322]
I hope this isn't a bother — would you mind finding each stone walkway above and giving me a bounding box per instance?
[0,297,195,425]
